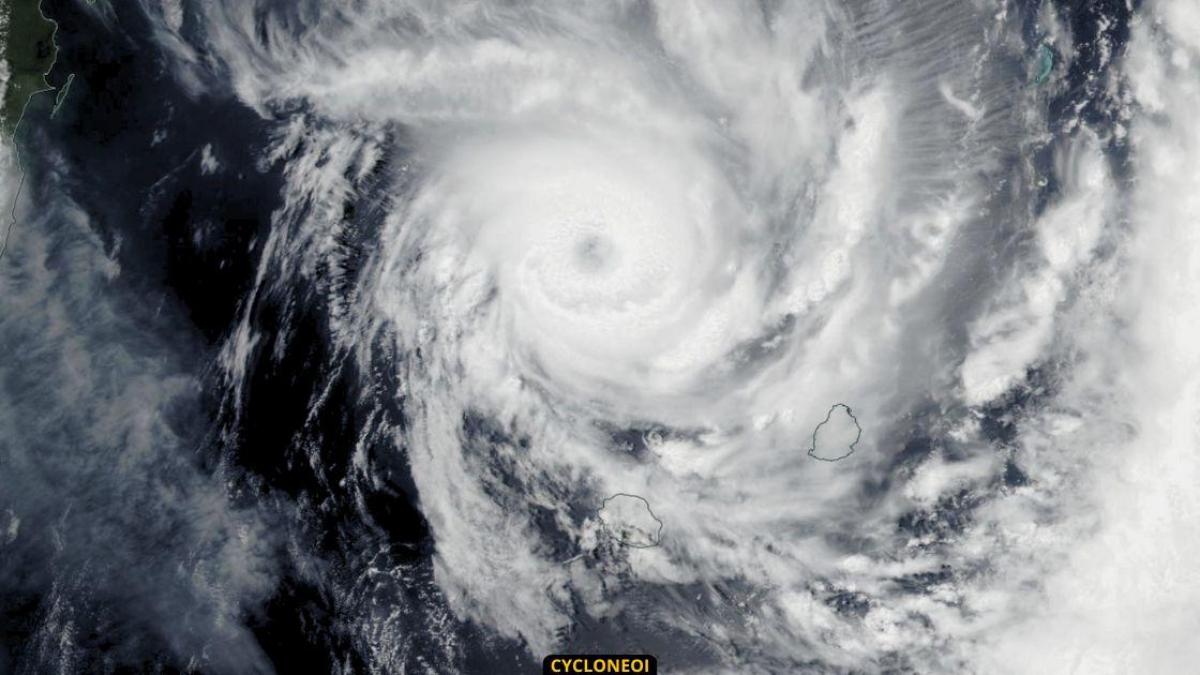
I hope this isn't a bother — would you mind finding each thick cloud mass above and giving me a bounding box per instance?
[2,0,1199,672]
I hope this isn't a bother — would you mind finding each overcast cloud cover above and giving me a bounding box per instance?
[2,0,1199,672]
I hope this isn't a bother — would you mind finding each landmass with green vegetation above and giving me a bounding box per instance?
[1,0,58,136]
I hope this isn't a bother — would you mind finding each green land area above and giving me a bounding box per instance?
[1,0,58,136]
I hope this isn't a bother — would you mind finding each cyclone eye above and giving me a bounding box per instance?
[572,233,616,274]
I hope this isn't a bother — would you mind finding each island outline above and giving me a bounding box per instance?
[807,403,862,462]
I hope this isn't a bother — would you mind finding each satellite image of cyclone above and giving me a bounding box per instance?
[1,0,1199,673]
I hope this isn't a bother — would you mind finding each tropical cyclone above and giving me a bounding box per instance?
[43,0,1186,671]
[177,0,1050,666]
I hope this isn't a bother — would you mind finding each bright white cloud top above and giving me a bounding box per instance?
[148,0,1200,669]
